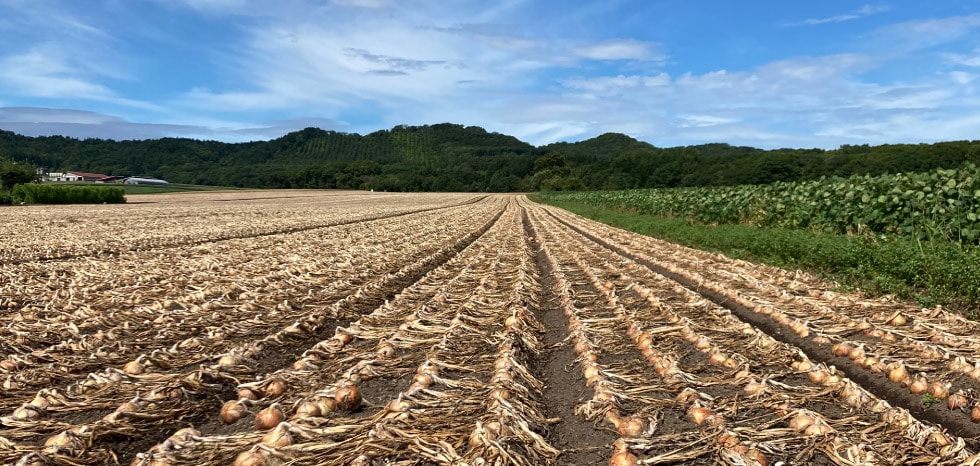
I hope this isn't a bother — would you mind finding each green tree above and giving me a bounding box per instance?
[0,156,37,191]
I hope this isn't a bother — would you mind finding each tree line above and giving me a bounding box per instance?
[3,124,980,192]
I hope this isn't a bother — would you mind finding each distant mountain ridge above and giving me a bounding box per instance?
[2,123,979,192]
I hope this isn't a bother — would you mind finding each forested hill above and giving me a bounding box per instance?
[2,123,980,192]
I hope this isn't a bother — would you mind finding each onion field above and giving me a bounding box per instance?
[1,190,979,465]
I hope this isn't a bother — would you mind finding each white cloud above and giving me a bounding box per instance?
[574,39,664,61]
[798,4,890,25]
[950,71,975,84]
[944,48,980,67]
[874,13,980,50]
[562,74,670,96]
[679,115,739,128]
[330,0,392,8]
[0,46,148,109]
[0,107,346,142]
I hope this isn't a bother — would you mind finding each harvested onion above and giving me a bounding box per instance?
[335,385,362,412]
[616,416,645,438]
[688,402,713,426]
[221,400,248,425]
[261,422,293,448]
[263,379,287,398]
[255,404,285,430]
[609,451,638,466]
[928,381,949,399]
[887,363,909,384]
[910,376,928,395]
[947,391,968,410]
[232,447,268,466]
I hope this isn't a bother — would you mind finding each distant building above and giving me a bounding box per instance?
[45,171,109,182]
[124,177,169,185]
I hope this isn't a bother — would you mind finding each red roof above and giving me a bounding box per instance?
[67,171,109,179]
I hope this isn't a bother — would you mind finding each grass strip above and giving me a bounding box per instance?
[532,196,980,318]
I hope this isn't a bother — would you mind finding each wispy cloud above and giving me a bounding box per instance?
[944,48,980,67]
[574,39,664,62]
[343,48,454,73]
[873,13,980,50]
[797,4,890,26]
[330,0,392,8]
[0,107,347,141]
[0,45,151,109]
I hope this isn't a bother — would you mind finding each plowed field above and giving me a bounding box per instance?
[2,191,978,465]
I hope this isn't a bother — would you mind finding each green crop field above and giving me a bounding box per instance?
[543,163,980,245]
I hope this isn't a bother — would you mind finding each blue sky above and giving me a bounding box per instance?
[0,0,979,148]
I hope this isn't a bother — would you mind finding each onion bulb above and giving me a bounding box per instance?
[831,342,851,358]
[617,416,645,437]
[947,391,968,410]
[928,431,950,447]
[708,351,728,366]
[910,376,928,395]
[217,354,243,369]
[335,385,362,412]
[847,344,865,361]
[263,379,287,398]
[887,363,909,384]
[971,404,980,423]
[889,314,907,325]
[744,379,766,397]
[609,451,638,466]
[636,333,653,350]
[122,360,145,376]
[928,381,949,399]
[742,447,767,466]
[807,368,827,384]
[788,411,815,431]
[12,405,43,421]
[583,363,601,380]
[261,422,293,448]
[43,430,82,454]
[292,358,317,371]
[238,388,260,401]
[484,420,511,440]
[688,402,714,426]
[221,400,248,425]
[117,400,142,413]
[377,342,395,359]
[292,400,321,419]
[676,388,699,404]
[232,447,268,466]
[950,356,970,373]
[315,396,337,416]
[255,405,285,430]
[803,420,834,436]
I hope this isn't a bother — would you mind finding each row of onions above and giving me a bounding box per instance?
[681,264,980,425]
[0,203,466,404]
[552,200,980,346]
[552,205,980,429]
[531,206,701,466]
[2,201,502,464]
[531,204,973,465]
[135,206,509,465]
[132,202,559,465]
[0,191,478,264]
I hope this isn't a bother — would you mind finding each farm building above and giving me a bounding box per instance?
[46,171,109,182]
[124,177,169,185]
